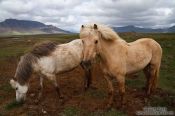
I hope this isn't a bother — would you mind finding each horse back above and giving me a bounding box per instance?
[126,38,162,74]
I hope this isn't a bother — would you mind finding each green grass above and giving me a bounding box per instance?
[149,94,175,112]
[102,108,127,116]
[84,89,107,99]
[126,73,145,88]
[0,96,3,101]
[61,106,80,116]
[61,106,126,116]
[4,100,24,110]
[0,84,13,92]
[150,95,171,107]
[0,46,28,58]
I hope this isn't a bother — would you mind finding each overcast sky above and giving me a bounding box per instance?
[0,0,175,32]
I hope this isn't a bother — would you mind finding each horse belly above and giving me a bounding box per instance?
[126,54,151,74]
[38,57,57,74]
[56,58,80,73]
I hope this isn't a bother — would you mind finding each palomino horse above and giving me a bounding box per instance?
[80,24,162,108]
[10,39,92,102]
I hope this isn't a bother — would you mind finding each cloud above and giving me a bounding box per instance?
[0,0,174,32]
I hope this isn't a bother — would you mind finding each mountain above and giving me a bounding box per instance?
[167,26,175,33]
[0,19,71,35]
[113,25,175,33]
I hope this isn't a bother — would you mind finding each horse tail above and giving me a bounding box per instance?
[152,66,160,90]
[150,40,162,93]
[153,43,162,91]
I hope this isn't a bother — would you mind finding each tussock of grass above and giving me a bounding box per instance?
[62,106,80,116]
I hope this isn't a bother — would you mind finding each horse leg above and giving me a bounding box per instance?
[50,75,63,99]
[143,64,151,95]
[150,64,160,93]
[104,75,114,109]
[85,69,92,90]
[115,74,125,107]
[38,76,43,100]
[146,64,158,95]
[81,61,92,91]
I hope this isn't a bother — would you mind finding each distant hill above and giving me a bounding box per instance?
[0,19,71,35]
[113,25,175,33]
[167,26,175,33]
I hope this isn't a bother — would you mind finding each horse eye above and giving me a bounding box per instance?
[95,40,98,44]
[16,87,18,90]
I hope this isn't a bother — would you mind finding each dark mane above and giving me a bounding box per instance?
[15,53,37,85]
[30,41,57,58]
[15,41,57,85]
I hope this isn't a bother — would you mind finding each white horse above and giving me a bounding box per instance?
[10,39,92,102]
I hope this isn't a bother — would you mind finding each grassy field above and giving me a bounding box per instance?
[0,33,174,115]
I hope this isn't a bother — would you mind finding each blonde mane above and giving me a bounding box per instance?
[80,23,121,41]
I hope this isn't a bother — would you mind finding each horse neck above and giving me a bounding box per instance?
[98,38,126,63]
[15,67,30,86]
[71,40,84,60]
[15,53,36,85]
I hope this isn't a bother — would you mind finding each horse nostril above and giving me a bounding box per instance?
[82,60,90,64]
[95,40,98,44]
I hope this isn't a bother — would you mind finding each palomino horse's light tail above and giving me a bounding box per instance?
[151,64,160,92]
[144,56,162,95]
[147,59,162,96]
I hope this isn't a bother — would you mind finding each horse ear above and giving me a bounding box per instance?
[81,25,84,28]
[94,24,98,29]
[10,79,17,89]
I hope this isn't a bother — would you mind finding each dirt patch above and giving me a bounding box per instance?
[0,57,174,116]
